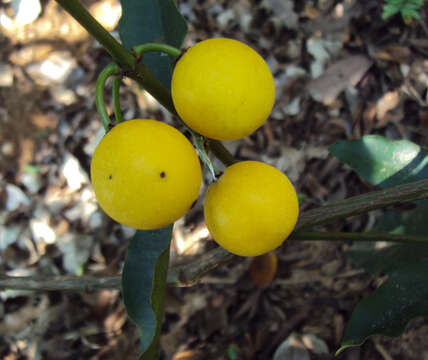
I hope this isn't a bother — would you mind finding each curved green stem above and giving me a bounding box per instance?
[133,43,181,58]
[112,76,124,123]
[95,63,119,131]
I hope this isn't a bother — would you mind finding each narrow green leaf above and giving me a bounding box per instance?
[338,259,428,355]
[122,226,173,358]
[118,0,187,89]
[382,4,400,19]
[329,135,428,188]
[402,8,421,20]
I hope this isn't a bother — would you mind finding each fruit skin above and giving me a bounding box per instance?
[171,38,275,141]
[90,119,202,230]
[204,161,298,256]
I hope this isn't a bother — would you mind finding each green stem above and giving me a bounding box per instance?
[112,76,124,123]
[96,63,119,131]
[193,134,220,181]
[129,63,178,115]
[297,178,428,230]
[133,43,181,58]
[291,231,428,244]
[55,0,135,71]
[56,0,237,167]
[206,139,239,166]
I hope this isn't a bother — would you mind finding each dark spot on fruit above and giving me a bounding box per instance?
[108,174,113,180]
[160,171,166,178]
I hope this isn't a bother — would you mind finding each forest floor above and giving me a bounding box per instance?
[1,0,428,359]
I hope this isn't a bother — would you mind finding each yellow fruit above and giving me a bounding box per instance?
[171,38,275,141]
[90,119,202,230]
[204,161,298,256]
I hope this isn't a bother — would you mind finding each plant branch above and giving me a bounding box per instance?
[3,179,428,291]
[55,0,135,70]
[296,178,428,230]
[292,231,428,244]
[0,248,236,291]
[2,228,427,291]
[0,274,120,292]
[206,139,239,167]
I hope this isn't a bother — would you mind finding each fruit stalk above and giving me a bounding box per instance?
[133,43,181,58]
[112,76,123,123]
[95,63,119,130]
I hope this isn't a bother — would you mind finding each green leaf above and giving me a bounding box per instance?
[382,4,400,19]
[348,203,428,274]
[329,135,428,188]
[376,202,428,235]
[402,8,421,20]
[332,134,428,351]
[118,0,187,89]
[122,226,173,359]
[337,259,428,355]
[348,241,428,276]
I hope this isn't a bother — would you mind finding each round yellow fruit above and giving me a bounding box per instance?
[204,161,298,256]
[171,38,275,141]
[90,119,202,230]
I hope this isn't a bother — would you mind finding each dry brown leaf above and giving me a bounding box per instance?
[304,4,321,20]
[375,45,412,63]
[376,90,400,123]
[173,350,206,360]
[308,55,373,105]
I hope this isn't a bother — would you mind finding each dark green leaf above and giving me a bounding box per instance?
[332,135,428,351]
[382,4,400,19]
[118,0,187,89]
[329,135,428,188]
[348,202,428,275]
[348,241,428,276]
[344,203,428,351]
[402,8,421,20]
[376,202,428,236]
[122,226,172,358]
[337,259,428,355]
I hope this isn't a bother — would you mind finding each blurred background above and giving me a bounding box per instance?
[1,0,428,358]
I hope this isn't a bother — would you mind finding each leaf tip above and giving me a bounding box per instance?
[335,344,351,356]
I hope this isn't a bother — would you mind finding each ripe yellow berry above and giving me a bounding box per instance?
[90,119,202,230]
[171,38,275,141]
[204,161,298,256]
